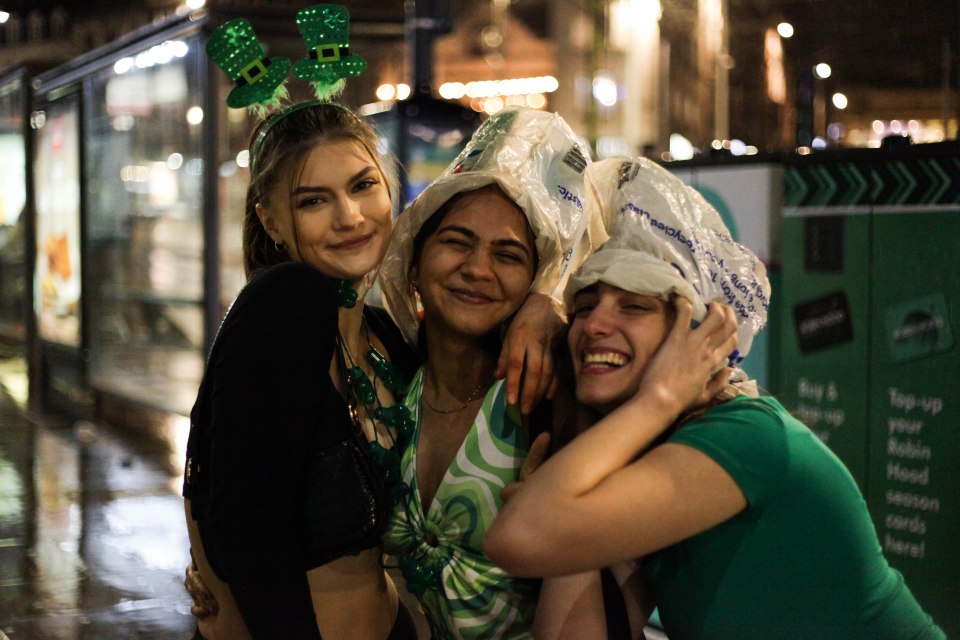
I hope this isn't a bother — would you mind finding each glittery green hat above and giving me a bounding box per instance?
[206,18,291,110]
[292,4,367,100]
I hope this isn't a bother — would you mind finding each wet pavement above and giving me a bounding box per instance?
[0,350,665,640]
[0,355,196,639]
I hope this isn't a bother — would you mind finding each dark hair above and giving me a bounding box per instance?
[242,103,395,279]
[560,292,730,444]
[410,191,465,272]
[409,184,538,360]
[410,184,539,276]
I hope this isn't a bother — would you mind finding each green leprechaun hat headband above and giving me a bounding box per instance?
[293,4,367,100]
[206,4,367,111]
[206,18,292,111]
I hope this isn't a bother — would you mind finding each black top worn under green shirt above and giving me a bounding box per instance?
[183,262,419,639]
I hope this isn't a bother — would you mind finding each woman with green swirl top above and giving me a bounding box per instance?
[377,105,600,639]
[182,11,564,639]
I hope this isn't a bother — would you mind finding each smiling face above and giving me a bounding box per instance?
[411,185,536,340]
[255,138,392,280]
[567,282,675,414]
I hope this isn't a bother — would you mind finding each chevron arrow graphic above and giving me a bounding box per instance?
[887,160,918,204]
[920,158,952,204]
[784,166,808,207]
[836,162,870,205]
[809,164,837,206]
[870,165,884,204]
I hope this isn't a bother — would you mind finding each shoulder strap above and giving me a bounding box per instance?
[517,395,555,463]
[601,567,633,640]
[526,398,553,444]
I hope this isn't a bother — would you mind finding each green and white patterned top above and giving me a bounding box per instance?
[382,368,539,639]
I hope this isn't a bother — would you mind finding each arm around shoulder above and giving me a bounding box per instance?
[485,398,747,577]
[486,300,745,576]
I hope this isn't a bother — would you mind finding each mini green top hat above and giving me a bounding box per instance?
[293,4,367,100]
[207,18,291,109]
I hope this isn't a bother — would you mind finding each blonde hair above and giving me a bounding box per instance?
[242,103,396,279]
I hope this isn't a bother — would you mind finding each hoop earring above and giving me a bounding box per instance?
[274,240,286,252]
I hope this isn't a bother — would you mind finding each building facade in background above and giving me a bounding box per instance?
[3,0,956,159]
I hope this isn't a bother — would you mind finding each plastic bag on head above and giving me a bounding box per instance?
[379,106,601,346]
[566,157,771,362]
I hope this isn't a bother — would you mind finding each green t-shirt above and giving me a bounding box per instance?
[643,395,945,640]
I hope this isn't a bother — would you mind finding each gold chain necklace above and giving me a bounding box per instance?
[421,370,490,414]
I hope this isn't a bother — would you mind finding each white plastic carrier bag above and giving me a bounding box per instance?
[379,105,603,346]
[566,157,771,362]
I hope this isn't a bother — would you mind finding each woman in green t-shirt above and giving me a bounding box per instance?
[485,157,946,640]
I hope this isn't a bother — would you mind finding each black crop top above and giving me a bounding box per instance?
[183,262,418,639]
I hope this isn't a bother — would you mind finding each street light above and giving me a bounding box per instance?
[776,22,794,38]
[0,11,10,24]
[813,62,832,79]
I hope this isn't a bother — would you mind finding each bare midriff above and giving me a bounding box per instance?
[184,499,398,640]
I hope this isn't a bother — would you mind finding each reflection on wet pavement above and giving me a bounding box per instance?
[0,361,194,639]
